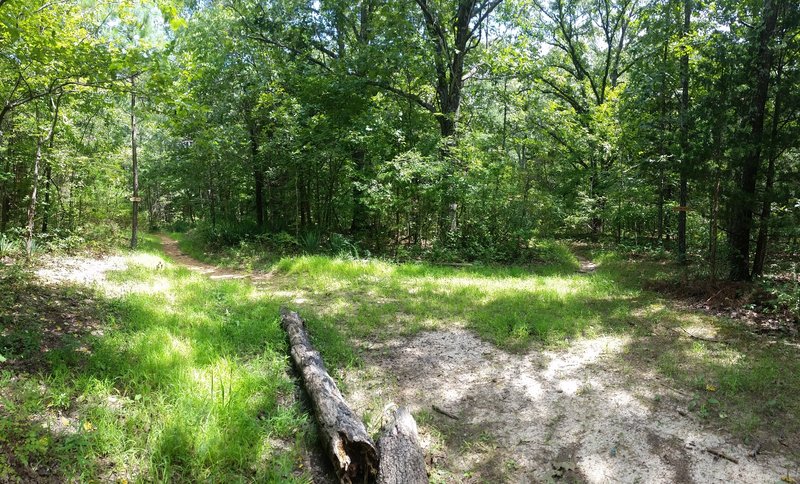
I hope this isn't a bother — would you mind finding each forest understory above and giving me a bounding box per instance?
[1,234,798,483]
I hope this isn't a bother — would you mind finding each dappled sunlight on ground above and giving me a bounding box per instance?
[15,236,797,482]
[345,330,796,482]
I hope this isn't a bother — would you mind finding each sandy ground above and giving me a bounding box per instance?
[346,330,798,483]
[31,238,800,483]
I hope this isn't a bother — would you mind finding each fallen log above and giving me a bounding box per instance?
[280,308,377,483]
[377,406,427,484]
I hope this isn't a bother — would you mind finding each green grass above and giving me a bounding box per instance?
[269,254,637,349]
[2,234,799,481]
[171,234,800,448]
[0,234,347,482]
[257,246,800,449]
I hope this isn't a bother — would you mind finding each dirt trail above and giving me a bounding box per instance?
[576,255,598,273]
[156,234,270,282]
[153,237,798,483]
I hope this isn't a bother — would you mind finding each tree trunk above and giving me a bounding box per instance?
[40,93,63,234]
[657,176,664,243]
[414,0,503,241]
[130,77,139,249]
[249,126,265,231]
[589,162,603,238]
[350,147,370,236]
[728,0,778,281]
[41,163,52,233]
[26,94,61,255]
[377,407,427,484]
[279,308,378,483]
[709,175,720,282]
[752,51,784,277]
[1,126,12,233]
[677,0,691,265]
[25,136,43,256]
[0,194,8,233]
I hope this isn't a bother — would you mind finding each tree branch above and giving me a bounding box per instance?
[539,76,587,114]
[361,79,435,113]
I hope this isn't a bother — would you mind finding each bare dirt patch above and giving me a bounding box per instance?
[157,234,271,282]
[576,256,598,274]
[0,269,108,374]
[345,329,799,483]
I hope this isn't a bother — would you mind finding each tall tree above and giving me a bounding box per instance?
[130,76,140,249]
[526,0,642,236]
[728,0,780,281]
[677,0,692,264]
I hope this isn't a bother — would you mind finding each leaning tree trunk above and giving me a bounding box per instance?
[279,308,378,483]
[26,93,62,256]
[377,406,427,484]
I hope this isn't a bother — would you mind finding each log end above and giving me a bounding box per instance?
[377,406,428,484]
[333,433,379,483]
[280,307,309,334]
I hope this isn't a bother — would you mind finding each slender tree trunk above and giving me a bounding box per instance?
[249,126,265,231]
[752,157,776,277]
[728,0,778,281]
[40,93,63,234]
[0,194,8,232]
[350,147,370,236]
[657,176,664,243]
[710,175,720,281]
[656,40,668,245]
[130,77,139,249]
[26,94,61,255]
[677,0,692,265]
[41,163,52,233]
[26,136,43,256]
[589,160,602,238]
[0,125,11,233]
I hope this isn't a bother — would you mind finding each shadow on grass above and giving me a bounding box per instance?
[0,255,338,482]
[618,315,800,452]
[268,250,800,459]
[272,255,646,350]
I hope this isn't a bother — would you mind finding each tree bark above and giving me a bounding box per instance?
[40,92,63,234]
[728,0,778,281]
[710,175,720,281]
[25,136,43,256]
[279,308,378,483]
[130,76,139,250]
[377,407,427,484]
[41,163,52,233]
[249,125,265,231]
[752,49,785,277]
[414,0,502,240]
[350,147,370,236]
[26,94,61,255]
[677,0,691,265]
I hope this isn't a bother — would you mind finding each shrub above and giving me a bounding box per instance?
[298,231,320,253]
[0,234,14,257]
